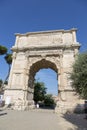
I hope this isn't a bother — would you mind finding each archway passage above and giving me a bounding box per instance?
[34,68,58,109]
[27,59,58,101]
[35,68,58,96]
[28,59,58,88]
[27,59,58,109]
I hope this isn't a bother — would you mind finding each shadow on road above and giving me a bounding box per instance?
[62,104,87,130]
[0,112,7,116]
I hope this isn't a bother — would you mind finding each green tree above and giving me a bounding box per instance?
[71,52,87,99]
[0,45,12,84]
[4,53,12,82]
[0,79,3,88]
[44,94,56,108]
[0,79,3,93]
[34,81,46,103]
[0,45,7,55]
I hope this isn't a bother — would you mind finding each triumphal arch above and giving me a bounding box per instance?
[4,28,81,113]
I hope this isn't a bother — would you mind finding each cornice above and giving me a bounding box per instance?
[15,28,77,37]
[11,43,80,52]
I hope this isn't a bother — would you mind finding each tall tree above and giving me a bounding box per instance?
[0,45,7,55]
[4,53,12,82]
[71,52,87,99]
[44,94,56,107]
[34,81,46,103]
[0,45,8,85]
[0,45,12,83]
[0,79,3,88]
[0,79,3,93]
[0,45,12,87]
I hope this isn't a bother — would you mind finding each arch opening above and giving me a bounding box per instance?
[35,68,58,96]
[27,59,59,108]
[28,59,58,89]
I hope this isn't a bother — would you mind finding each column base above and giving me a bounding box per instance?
[55,90,84,114]
[12,100,35,110]
[4,88,35,110]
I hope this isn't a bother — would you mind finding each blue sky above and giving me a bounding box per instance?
[0,0,87,95]
[35,69,58,95]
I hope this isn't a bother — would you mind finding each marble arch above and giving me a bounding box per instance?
[27,59,58,100]
[4,28,81,113]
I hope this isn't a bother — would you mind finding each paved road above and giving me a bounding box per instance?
[0,109,87,130]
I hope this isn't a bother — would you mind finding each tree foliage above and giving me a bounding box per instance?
[0,44,12,83]
[34,81,46,103]
[4,53,12,64]
[0,79,3,88]
[44,94,56,108]
[0,79,4,94]
[0,45,7,55]
[4,53,12,82]
[34,81,56,108]
[71,52,87,99]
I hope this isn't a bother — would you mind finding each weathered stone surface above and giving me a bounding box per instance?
[4,28,81,113]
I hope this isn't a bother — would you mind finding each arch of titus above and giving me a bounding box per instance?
[4,28,81,113]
